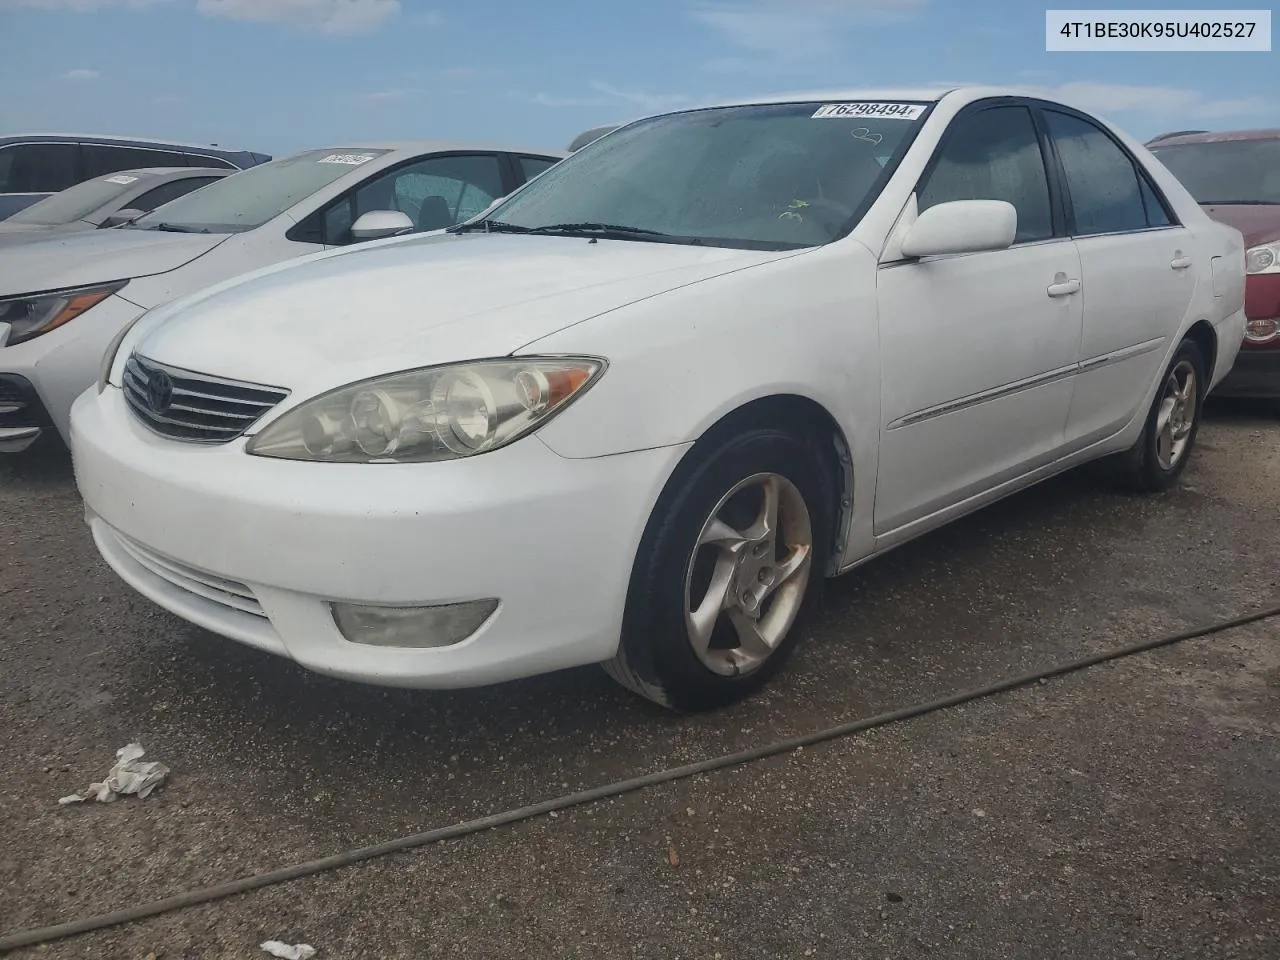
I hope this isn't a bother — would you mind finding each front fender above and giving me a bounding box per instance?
[524,238,881,561]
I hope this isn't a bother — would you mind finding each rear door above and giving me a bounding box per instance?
[1040,107,1196,447]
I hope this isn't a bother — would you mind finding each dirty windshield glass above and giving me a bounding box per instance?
[7,175,139,225]
[130,149,390,234]
[1151,139,1280,204]
[480,101,930,250]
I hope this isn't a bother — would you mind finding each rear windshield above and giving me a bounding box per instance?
[7,174,142,225]
[130,149,390,234]
[1151,138,1280,204]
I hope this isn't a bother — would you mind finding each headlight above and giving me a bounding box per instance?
[245,357,606,463]
[0,281,127,346]
[1245,242,1280,276]
[97,310,148,393]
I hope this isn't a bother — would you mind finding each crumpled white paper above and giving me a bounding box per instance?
[260,942,317,959]
[57,743,170,805]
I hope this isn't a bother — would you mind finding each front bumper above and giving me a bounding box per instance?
[0,293,144,449]
[0,374,51,451]
[71,386,688,688]
[1212,346,1280,399]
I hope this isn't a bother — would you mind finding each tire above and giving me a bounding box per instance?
[604,424,833,712]
[1115,338,1207,493]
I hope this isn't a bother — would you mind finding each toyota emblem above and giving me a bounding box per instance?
[146,369,174,414]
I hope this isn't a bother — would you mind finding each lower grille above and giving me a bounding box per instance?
[0,374,49,426]
[112,533,266,619]
[123,353,288,443]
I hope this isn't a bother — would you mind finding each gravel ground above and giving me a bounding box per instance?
[0,402,1276,959]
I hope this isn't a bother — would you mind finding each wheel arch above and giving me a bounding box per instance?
[1184,318,1218,384]
[662,393,854,577]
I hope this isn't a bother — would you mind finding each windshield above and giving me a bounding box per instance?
[131,148,390,234]
[1151,138,1280,204]
[482,101,930,250]
[7,174,141,225]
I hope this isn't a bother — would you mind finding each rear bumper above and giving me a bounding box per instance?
[1213,347,1280,399]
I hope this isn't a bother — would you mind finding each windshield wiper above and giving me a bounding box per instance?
[1199,200,1280,206]
[149,222,210,234]
[450,219,697,244]
[448,219,537,235]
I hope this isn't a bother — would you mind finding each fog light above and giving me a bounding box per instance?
[1244,318,1279,344]
[331,599,499,648]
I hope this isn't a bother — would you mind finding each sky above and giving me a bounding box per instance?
[0,0,1275,158]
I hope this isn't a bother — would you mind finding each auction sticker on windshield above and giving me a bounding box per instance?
[318,154,376,165]
[812,102,926,120]
[105,175,139,185]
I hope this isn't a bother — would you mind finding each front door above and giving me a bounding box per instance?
[875,103,1084,536]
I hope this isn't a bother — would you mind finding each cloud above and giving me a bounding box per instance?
[355,87,425,104]
[62,68,101,80]
[0,0,164,8]
[525,82,699,114]
[587,81,694,113]
[694,0,926,55]
[530,92,612,109]
[1030,81,1268,122]
[195,0,402,34]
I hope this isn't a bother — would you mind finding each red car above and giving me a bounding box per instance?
[1149,129,1280,401]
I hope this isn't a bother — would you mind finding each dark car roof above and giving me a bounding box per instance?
[1151,128,1280,147]
[0,134,270,166]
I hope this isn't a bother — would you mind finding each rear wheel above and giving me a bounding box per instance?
[605,426,831,711]
[1115,338,1206,492]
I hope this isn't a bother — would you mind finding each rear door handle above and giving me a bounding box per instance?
[1047,276,1081,298]
[1170,255,1193,270]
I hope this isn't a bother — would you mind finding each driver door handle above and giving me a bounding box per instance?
[1170,254,1193,270]
[1047,274,1081,298]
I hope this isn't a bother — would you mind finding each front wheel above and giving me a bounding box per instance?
[1115,338,1206,492]
[604,426,832,711]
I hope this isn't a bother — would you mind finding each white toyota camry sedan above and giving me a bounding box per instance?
[71,87,1247,711]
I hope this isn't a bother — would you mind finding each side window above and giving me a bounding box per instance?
[1043,111,1148,236]
[0,147,14,192]
[184,154,238,170]
[5,143,79,192]
[517,155,558,182]
[917,106,1054,243]
[322,154,505,244]
[1138,174,1173,227]
[83,145,186,178]
[130,177,220,213]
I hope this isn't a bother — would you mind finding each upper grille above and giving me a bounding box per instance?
[123,353,289,444]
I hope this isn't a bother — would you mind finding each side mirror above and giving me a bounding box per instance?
[350,210,414,242]
[899,199,1017,259]
[100,209,146,229]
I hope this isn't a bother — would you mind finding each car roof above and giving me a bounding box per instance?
[100,166,229,178]
[0,133,259,154]
[289,141,568,158]
[590,86,1105,120]
[1148,128,1280,146]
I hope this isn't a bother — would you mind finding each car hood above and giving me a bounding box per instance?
[0,220,47,235]
[1200,204,1280,247]
[0,228,229,295]
[137,233,796,397]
